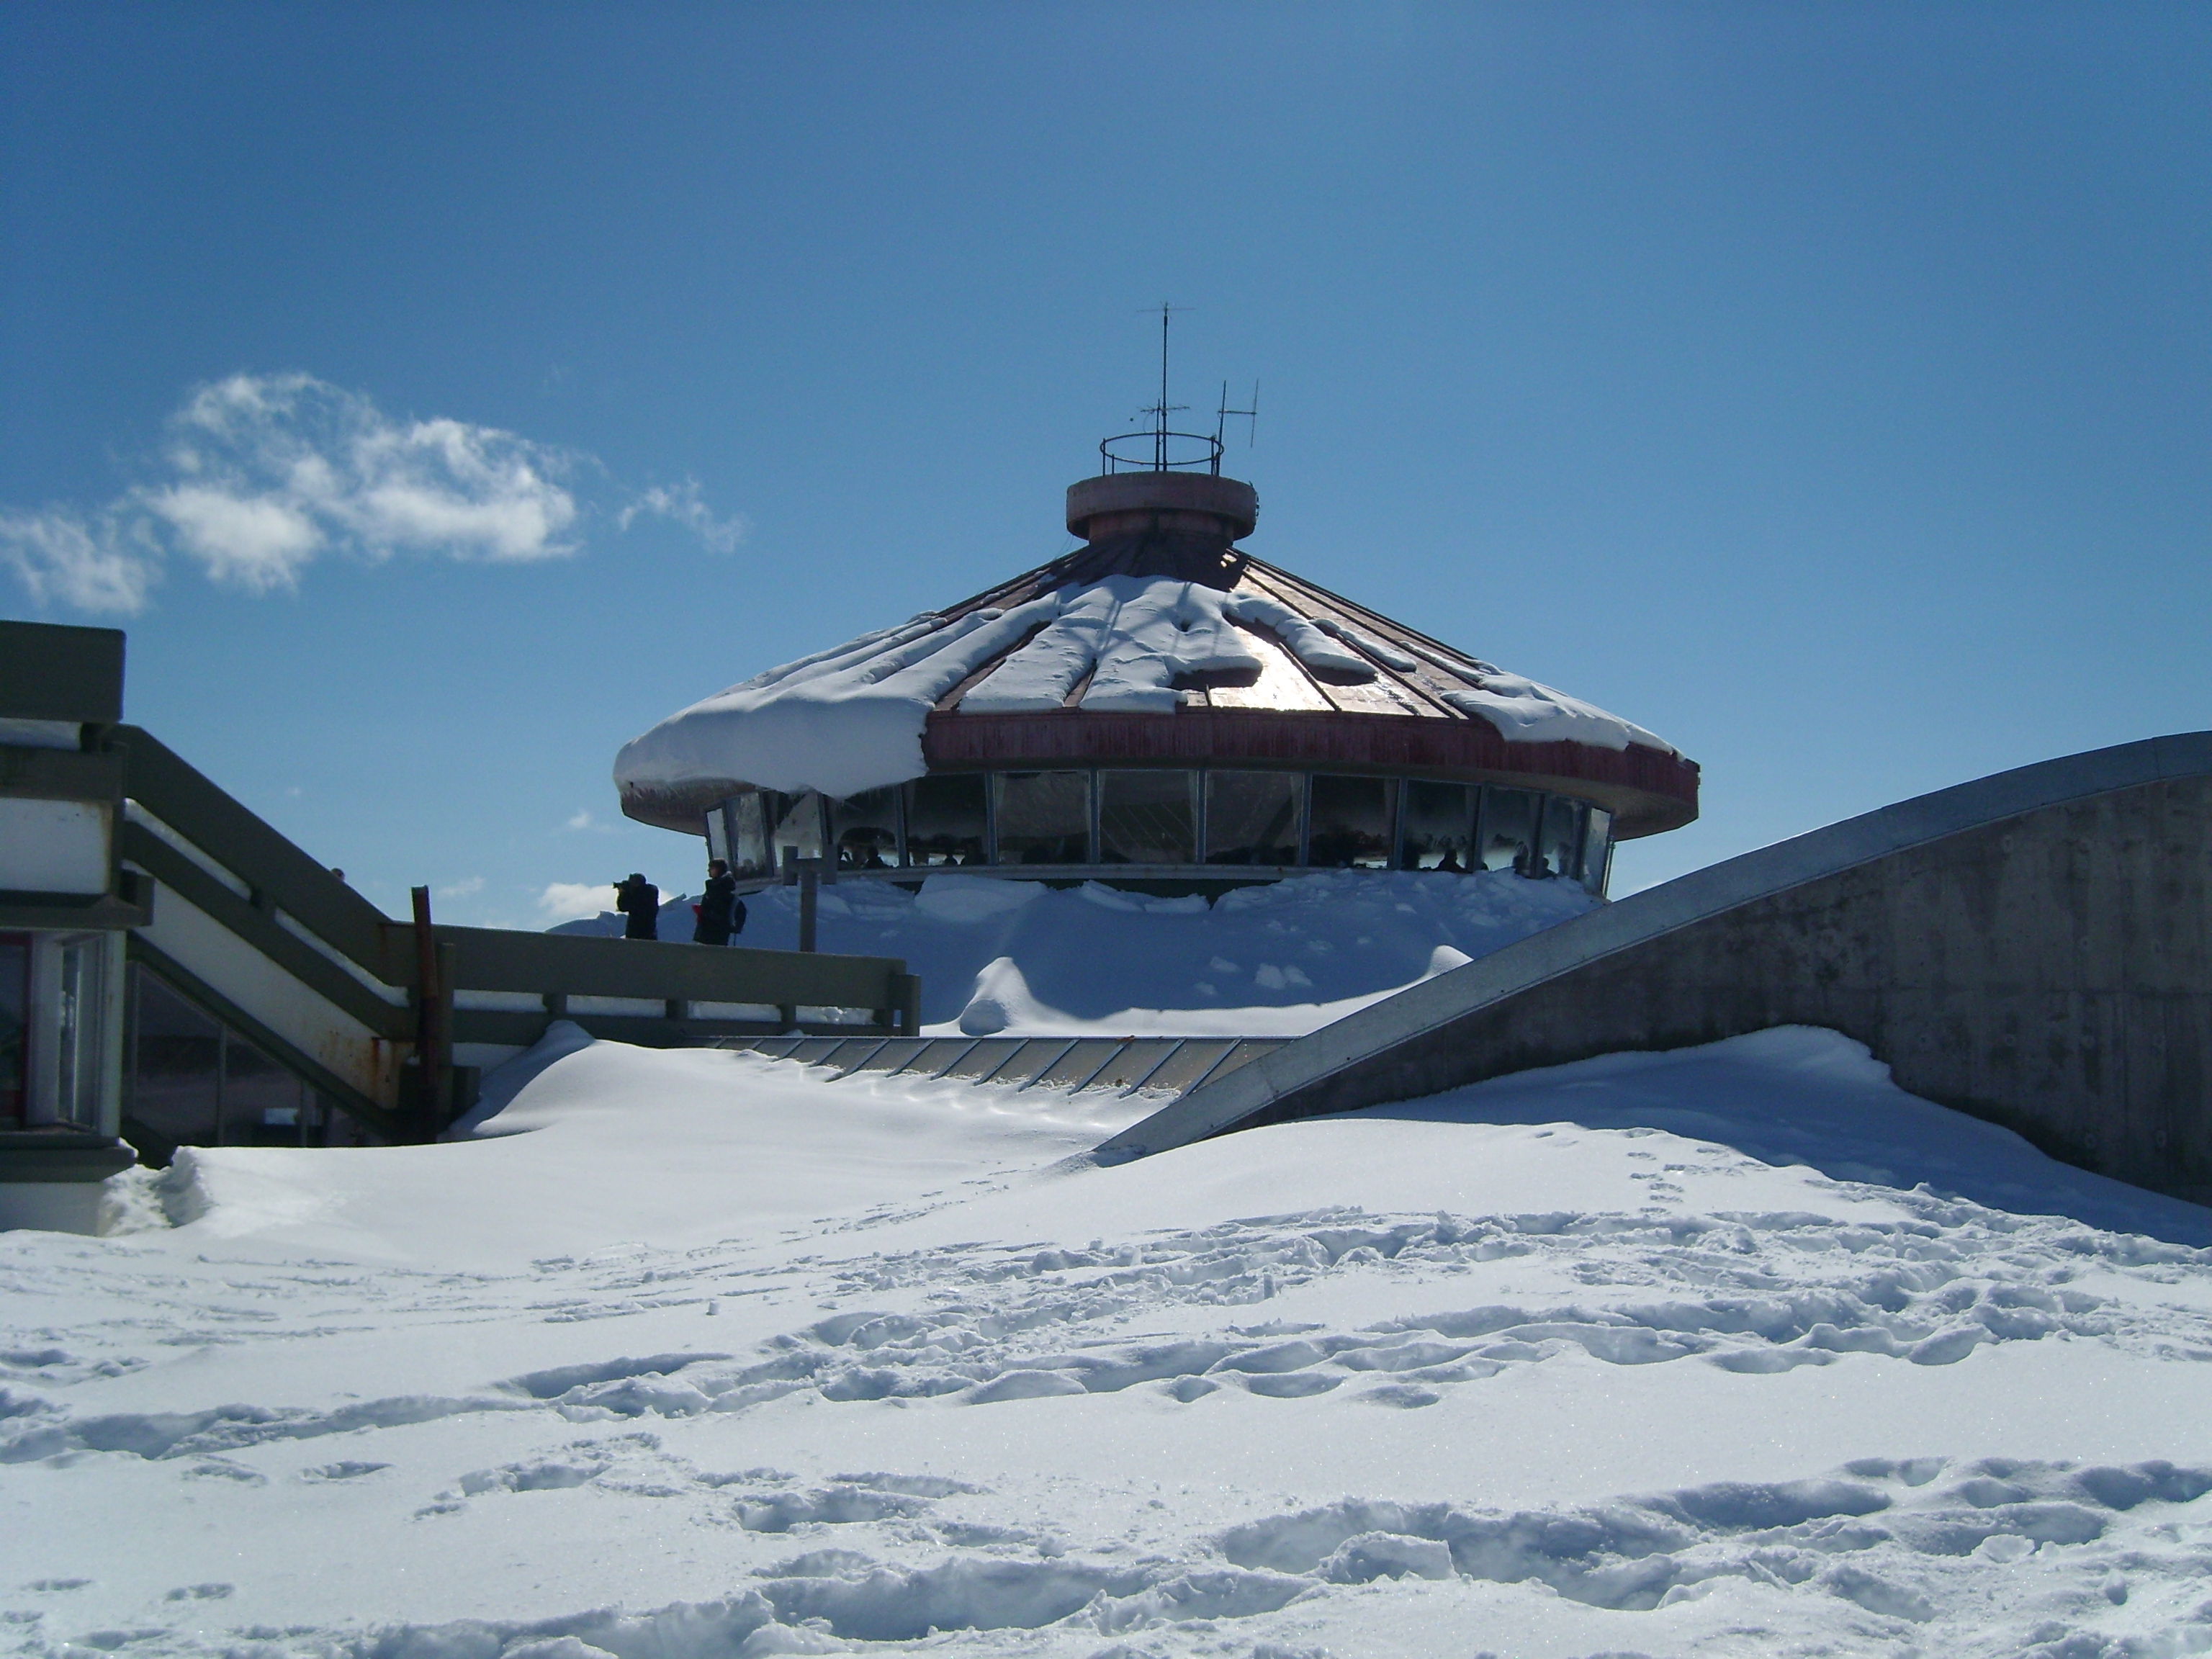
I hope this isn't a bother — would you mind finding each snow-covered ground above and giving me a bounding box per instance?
[9,1023,2212,1656]
[558,868,1597,1034]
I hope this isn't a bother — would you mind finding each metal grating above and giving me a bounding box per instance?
[711,1033,1290,1099]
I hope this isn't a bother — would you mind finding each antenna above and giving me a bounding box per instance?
[1136,302,1192,472]
[1215,379,1259,461]
[1097,305,1252,477]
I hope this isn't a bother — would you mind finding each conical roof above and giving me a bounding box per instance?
[616,479,1697,840]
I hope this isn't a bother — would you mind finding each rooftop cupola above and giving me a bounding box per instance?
[1066,469,1257,544]
[1066,305,1261,545]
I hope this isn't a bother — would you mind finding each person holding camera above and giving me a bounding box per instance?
[613,872,660,940]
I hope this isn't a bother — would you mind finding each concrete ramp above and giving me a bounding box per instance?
[1099,733,2212,1203]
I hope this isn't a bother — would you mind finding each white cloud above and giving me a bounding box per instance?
[619,479,746,556]
[565,808,597,831]
[147,373,580,590]
[537,881,614,922]
[1,372,743,613]
[143,483,324,593]
[436,876,486,899]
[0,508,158,613]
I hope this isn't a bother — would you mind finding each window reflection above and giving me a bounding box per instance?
[222,1029,311,1146]
[1098,771,1195,864]
[52,935,104,1130]
[1538,795,1583,881]
[123,967,320,1156]
[0,933,25,1128]
[127,970,220,1155]
[992,771,1091,865]
[728,794,771,879]
[767,791,823,863]
[714,770,1608,894]
[1478,787,1539,874]
[902,774,986,867]
[1400,781,1475,871]
[1308,775,1395,868]
[1205,771,1303,866]
[830,787,899,870]
[1579,808,1613,894]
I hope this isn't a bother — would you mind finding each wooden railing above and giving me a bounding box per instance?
[111,725,920,1133]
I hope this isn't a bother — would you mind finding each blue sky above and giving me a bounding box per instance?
[4,3,2207,925]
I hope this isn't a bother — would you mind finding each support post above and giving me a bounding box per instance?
[409,886,453,1140]
[783,848,823,953]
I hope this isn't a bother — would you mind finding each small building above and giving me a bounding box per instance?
[616,452,1699,894]
[1,624,141,1227]
[1,620,920,1233]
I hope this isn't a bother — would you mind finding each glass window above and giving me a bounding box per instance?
[127,969,221,1154]
[1538,796,1584,881]
[50,934,105,1130]
[1205,771,1303,866]
[223,1029,309,1147]
[1308,775,1395,869]
[1098,770,1196,865]
[0,933,25,1128]
[729,793,771,879]
[830,787,900,871]
[1579,808,1614,896]
[902,774,987,867]
[704,804,732,866]
[992,771,1091,865]
[1400,781,1476,871]
[1477,786,1540,874]
[767,791,823,863]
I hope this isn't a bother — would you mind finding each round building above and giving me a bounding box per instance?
[615,454,1696,896]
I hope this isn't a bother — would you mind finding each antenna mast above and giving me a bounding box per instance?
[1215,379,1259,461]
[1139,302,1191,472]
[1097,305,1253,479]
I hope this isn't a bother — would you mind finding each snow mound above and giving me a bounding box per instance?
[949,940,1478,1037]
[544,868,1590,1034]
[547,868,1588,1033]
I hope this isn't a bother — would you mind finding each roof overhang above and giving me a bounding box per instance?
[617,707,1696,840]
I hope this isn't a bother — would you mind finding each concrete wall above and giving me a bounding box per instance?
[1105,734,2212,1204]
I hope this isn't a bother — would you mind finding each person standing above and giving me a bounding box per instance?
[614,872,660,939]
[693,858,741,945]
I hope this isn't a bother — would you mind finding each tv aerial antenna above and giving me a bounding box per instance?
[1215,379,1259,452]
[1099,302,1254,477]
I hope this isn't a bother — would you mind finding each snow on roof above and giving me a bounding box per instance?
[615,565,1675,803]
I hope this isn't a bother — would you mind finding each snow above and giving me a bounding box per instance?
[9,1022,2212,1656]
[1308,616,1419,672]
[556,868,1598,1033]
[612,598,1060,801]
[1361,633,1672,754]
[1215,592,1373,680]
[614,575,1671,803]
[963,578,1265,715]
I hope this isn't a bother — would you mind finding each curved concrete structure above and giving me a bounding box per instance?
[1100,732,2212,1204]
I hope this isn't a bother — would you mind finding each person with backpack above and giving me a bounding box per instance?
[692,858,745,945]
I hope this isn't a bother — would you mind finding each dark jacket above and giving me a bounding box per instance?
[693,873,739,945]
[615,876,660,939]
